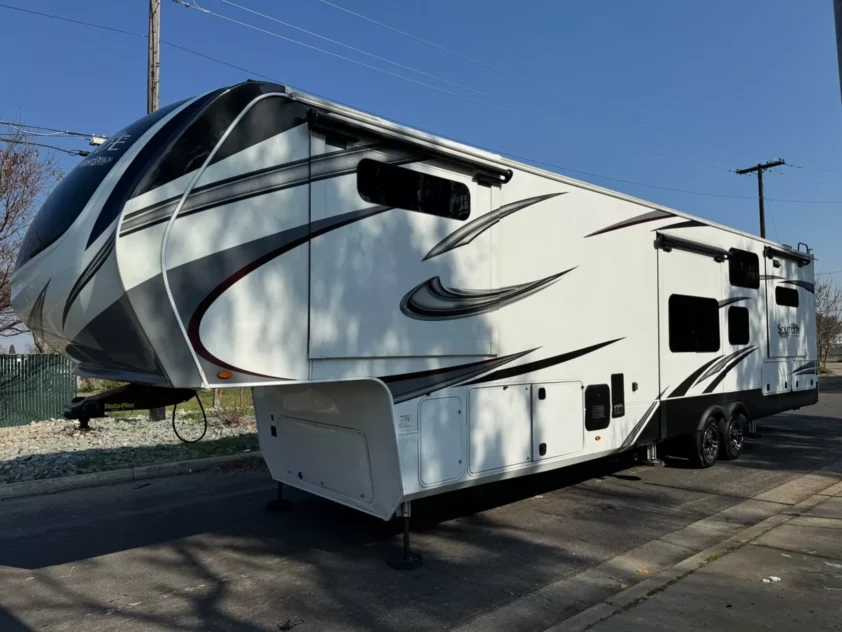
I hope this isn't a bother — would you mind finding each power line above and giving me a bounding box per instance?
[0,137,90,156]
[314,0,763,163]
[497,151,840,204]
[0,2,278,82]
[4,2,841,206]
[0,120,103,139]
[181,0,737,172]
[817,269,842,276]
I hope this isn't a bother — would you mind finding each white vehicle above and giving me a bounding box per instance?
[11,82,817,563]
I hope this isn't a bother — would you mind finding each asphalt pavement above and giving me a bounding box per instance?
[1,379,841,631]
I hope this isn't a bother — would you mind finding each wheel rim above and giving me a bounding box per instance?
[729,420,744,453]
[702,424,719,462]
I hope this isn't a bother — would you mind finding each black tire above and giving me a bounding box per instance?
[720,413,746,461]
[689,416,721,469]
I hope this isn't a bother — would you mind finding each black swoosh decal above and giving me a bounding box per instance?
[62,235,115,327]
[466,338,623,385]
[760,275,784,281]
[120,144,410,236]
[668,355,724,398]
[694,349,750,384]
[586,210,674,238]
[793,360,818,373]
[652,219,705,231]
[400,268,575,321]
[792,360,818,375]
[380,349,538,403]
[423,192,564,260]
[780,280,815,294]
[182,205,394,378]
[26,281,50,336]
[619,387,668,450]
[703,347,758,393]
[719,297,751,307]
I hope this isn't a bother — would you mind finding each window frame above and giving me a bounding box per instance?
[728,248,760,289]
[728,306,750,345]
[775,286,799,308]
[668,294,721,353]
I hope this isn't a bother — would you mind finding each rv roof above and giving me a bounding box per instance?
[285,87,812,260]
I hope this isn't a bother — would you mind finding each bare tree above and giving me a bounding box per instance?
[816,278,842,367]
[0,125,60,337]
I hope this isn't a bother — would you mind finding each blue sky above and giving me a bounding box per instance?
[2,0,841,275]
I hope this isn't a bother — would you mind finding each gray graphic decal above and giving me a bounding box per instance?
[718,296,751,308]
[586,210,674,238]
[780,280,815,294]
[618,387,668,450]
[381,349,538,403]
[400,268,575,321]
[120,144,411,236]
[702,347,758,394]
[423,192,564,260]
[63,234,115,327]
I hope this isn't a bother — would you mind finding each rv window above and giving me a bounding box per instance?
[357,159,470,220]
[729,249,760,289]
[669,294,720,353]
[728,306,750,345]
[776,286,799,308]
[585,384,611,431]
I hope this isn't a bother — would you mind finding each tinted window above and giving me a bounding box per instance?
[728,306,749,345]
[16,99,186,268]
[357,159,470,220]
[585,384,611,431]
[669,294,720,353]
[729,248,759,289]
[776,286,799,307]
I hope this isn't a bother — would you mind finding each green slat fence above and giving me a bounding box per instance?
[0,355,77,428]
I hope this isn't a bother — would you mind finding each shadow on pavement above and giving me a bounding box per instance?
[0,608,31,632]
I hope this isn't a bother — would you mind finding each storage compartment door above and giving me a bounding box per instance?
[761,361,791,395]
[419,397,464,485]
[532,382,584,460]
[469,385,532,473]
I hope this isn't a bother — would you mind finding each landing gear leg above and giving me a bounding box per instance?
[265,482,291,511]
[388,501,423,570]
[746,420,761,439]
[643,443,665,467]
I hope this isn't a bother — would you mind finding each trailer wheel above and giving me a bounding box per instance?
[690,416,720,469]
[719,413,746,461]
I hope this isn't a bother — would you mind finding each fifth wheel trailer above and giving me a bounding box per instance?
[12,81,817,530]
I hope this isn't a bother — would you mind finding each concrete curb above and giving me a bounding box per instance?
[543,459,842,632]
[0,452,262,501]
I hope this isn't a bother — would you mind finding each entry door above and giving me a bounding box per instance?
[766,255,808,359]
[658,246,725,399]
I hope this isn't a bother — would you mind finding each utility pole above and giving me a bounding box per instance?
[148,0,166,423]
[735,160,785,239]
[147,0,160,114]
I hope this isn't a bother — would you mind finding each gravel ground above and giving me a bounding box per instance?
[0,413,259,484]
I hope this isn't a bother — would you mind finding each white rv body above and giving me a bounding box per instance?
[12,82,817,520]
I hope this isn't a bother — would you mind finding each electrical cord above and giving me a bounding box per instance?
[172,393,208,443]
